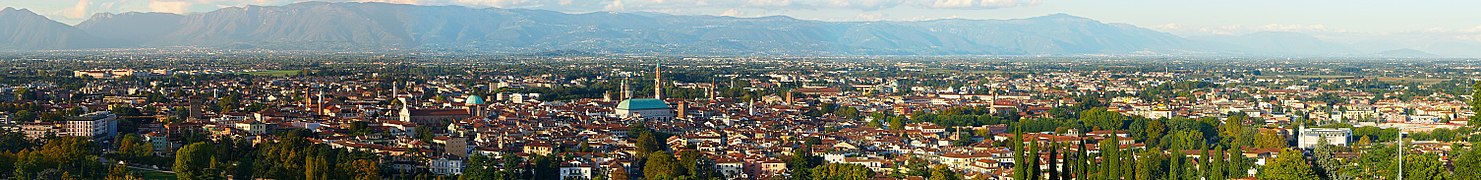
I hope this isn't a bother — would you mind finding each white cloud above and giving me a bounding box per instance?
[148,0,191,14]
[355,0,424,4]
[604,0,624,10]
[61,0,93,19]
[744,0,792,7]
[719,8,740,16]
[928,0,1037,9]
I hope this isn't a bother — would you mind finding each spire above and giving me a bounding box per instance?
[654,61,663,100]
[622,77,632,99]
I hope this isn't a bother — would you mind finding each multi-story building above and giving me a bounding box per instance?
[559,160,593,180]
[1298,127,1351,149]
[20,122,61,140]
[65,111,118,143]
[428,156,463,175]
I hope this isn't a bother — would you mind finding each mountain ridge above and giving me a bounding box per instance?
[2,2,1474,57]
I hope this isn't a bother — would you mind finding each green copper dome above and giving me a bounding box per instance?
[467,95,485,105]
[617,98,669,110]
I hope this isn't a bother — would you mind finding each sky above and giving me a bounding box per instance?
[3,0,1481,39]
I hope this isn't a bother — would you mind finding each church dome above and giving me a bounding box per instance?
[466,95,485,105]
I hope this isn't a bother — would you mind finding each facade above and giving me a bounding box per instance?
[65,111,119,143]
[559,161,593,180]
[144,132,174,156]
[1298,127,1352,149]
[20,122,60,140]
[399,106,472,124]
[429,156,464,175]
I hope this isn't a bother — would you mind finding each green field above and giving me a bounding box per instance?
[244,70,302,77]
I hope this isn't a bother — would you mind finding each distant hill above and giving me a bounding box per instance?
[1,2,1475,57]
[1369,48,1438,58]
[1190,32,1356,56]
[76,12,185,45]
[0,7,123,49]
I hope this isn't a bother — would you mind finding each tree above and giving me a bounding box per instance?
[106,163,140,180]
[349,159,380,180]
[498,154,523,180]
[1312,138,1347,179]
[1471,81,1480,122]
[1146,119,1167,146]
[1135,148,1166,180]
[809,163,874,180]
[305,152,330,180]
[1100,136,1122,180]
[175,142,221,180]
[636,133,662,155]
[610,165,629,180]
[1026,142,1040,180]
[117,134,153,161]
[1255,129,1287,148]
[1401,153,1449,180]
[1046,143,1059,180]
[928,165,960,180]
[1210,147,1226,180]
[1080,108,1127,130]
[1198,146,1210,178]
[531,155,560,180]
[1257,149,1318,180]
[461,154,495,180]
[1228,147,1248,178]
[1012,130,1026,180]
[644,152,678,180]
[1454,147,1481,178]
[889,116,906,131]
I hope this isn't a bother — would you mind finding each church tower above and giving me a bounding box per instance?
[654,62,663,100]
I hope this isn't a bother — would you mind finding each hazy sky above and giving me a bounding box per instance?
[3,0,1481,37]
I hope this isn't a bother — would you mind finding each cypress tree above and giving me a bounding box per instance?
[1047,143,1059,180]
[1228,147,1245,178]
[1210,147,1226,180]
[1028,141,1041,180]
[1198,146,1210,178]
[1013,129,1025,180]
[1101,136,1121,180]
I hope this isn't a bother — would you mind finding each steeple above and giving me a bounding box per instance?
[654,61,663,100]
[622,78,632,99]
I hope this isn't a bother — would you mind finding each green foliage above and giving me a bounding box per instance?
[461,154,496,180]
[1135,148,1166,180]
[809,163,873,180]
[531,155,560,180]
[1079,108,1128,131]
[928,166,960,180]
[105,163,142,180]
[644,152,677,180]
[1257,149,1318,180]
[1255,130,1287,148]
[1454,146,1481,178]
[1472,81,1480,122]
[1401,153,1449,180]
[176,142,222,180]
[11,137,105,179]
[117,134,154,161]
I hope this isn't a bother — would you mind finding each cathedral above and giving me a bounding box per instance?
[615,63,674,120]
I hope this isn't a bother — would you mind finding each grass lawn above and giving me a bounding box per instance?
[244,70,301,77]
[128,166,176,180]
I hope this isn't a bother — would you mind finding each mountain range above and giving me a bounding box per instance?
[0,2,1472,57]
